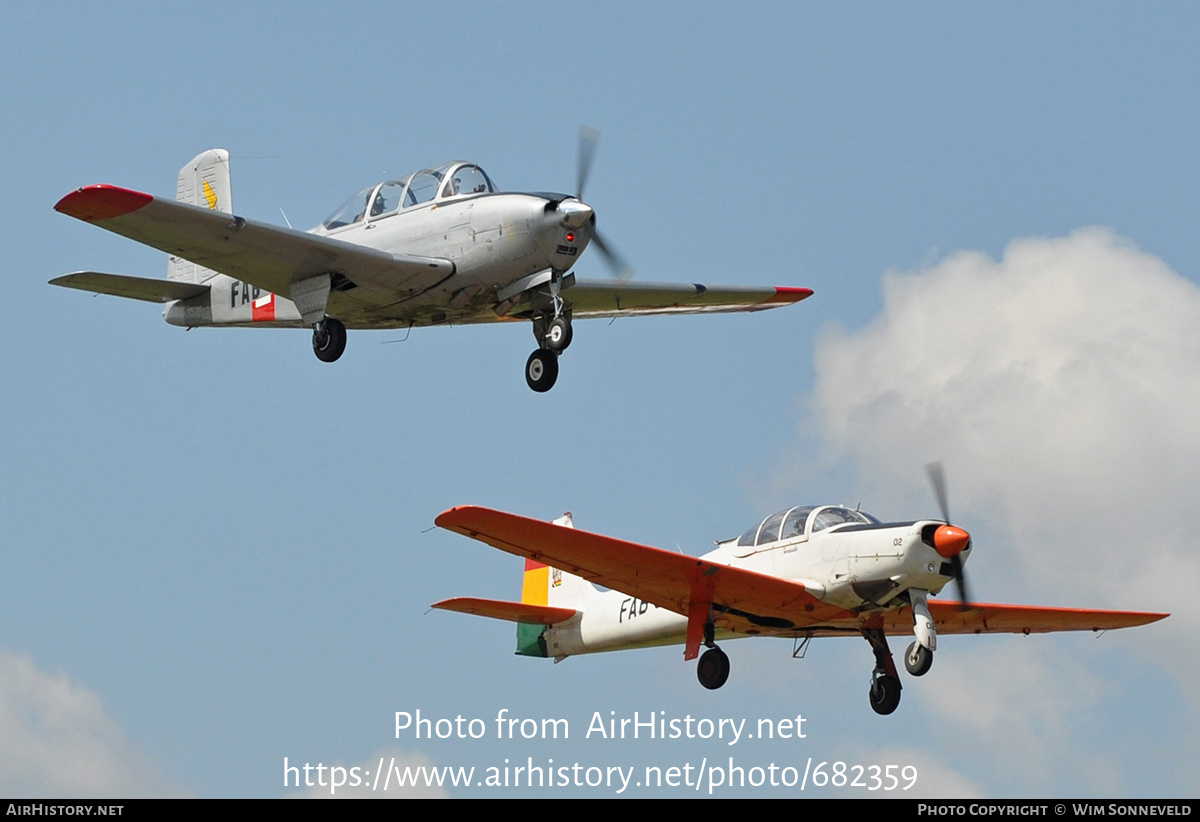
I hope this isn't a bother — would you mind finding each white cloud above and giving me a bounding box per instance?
[913,642,1119,795]
[791,227,1200,794]
[0,649,179,797]
[807,228,1197,674]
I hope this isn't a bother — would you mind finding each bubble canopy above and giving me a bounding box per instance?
[321,162,497,231]
[735,505,880,547]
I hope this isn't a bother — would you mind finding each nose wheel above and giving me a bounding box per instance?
[544,316,573,352]
[904,641,933,677]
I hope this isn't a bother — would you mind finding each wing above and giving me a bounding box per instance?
[435,506,857,659]
[54,185,454,309]
[431,597,578,625]
[49,271,210,303]
[911,601,1166,634]
[565,278,812,318]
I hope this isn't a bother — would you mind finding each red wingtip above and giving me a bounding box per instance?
[55,185,153,222]
[765,286,814,304]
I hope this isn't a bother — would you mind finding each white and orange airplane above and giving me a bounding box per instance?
[433,466,1166,715]
[51,139,811,391]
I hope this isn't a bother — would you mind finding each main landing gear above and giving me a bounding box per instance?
[525,312,573,392]
[862,628,902,715]
[694,617,730,690]
[697,646,730,690]
[312,317,347,363]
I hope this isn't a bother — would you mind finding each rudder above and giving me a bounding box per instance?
[516,512,598,656]
[169,149,231,283]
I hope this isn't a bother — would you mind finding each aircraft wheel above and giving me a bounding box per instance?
[544,317,573,352]
[904,641,933,677]
[525,349,559,392]
[696,646,730,690]
[313,318,347,363]
[869,674,902,715]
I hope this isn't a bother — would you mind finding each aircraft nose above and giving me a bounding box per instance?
[933,524,970,558]
[555,198,594,229]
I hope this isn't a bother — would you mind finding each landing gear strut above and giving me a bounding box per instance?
[312,317,347,363]
[862,627,902,715]
[694,617,729,690]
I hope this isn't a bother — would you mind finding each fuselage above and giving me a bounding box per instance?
[537,505,967,658]
[164,161,592,330]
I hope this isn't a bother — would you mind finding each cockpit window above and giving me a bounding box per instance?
[755,510,787,546]
[322,185,375,229]
[440,164,494,198]
[407,170,443,206]
[781,506,815,540]
[811,507,879,533]
[370,179,408,218]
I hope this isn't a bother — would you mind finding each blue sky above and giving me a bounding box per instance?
[1,3,1197,797]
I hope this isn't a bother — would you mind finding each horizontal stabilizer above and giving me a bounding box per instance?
[54,185,454,307]
[432,597,578,625]
[50,271,209,303]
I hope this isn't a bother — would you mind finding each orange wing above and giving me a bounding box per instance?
[435,506,858,658]
[871,600,1167,636]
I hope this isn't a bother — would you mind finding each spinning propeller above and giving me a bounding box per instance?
[570,126,633,280]
[925,461,973,610]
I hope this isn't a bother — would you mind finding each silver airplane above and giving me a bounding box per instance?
[52,142,811,391]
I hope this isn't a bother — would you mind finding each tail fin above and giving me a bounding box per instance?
[168,149,231,283]
[516,512,599,656]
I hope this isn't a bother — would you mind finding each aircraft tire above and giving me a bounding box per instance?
[313,318,347,363]
[869,674,901,715]
[696,646,730,690]
[525,349,559,392]
[904,641,933,677]
[545,317,573,352]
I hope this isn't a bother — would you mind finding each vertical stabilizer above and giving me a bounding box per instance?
[515,512,598,656]
[169,149,231,283]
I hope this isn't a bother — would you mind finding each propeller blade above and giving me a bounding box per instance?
[950,554,972,612]
[591,231,634,281]
[925,461,972,610]
[577,125,600,201]
[925,461,950,524]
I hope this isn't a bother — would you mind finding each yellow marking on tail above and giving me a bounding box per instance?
[521,565,549,606]
[202,179,218,210]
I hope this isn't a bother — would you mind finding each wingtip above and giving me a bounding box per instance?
[765,286,814,304]
[435,505,489,529]
[55,185,153,222]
